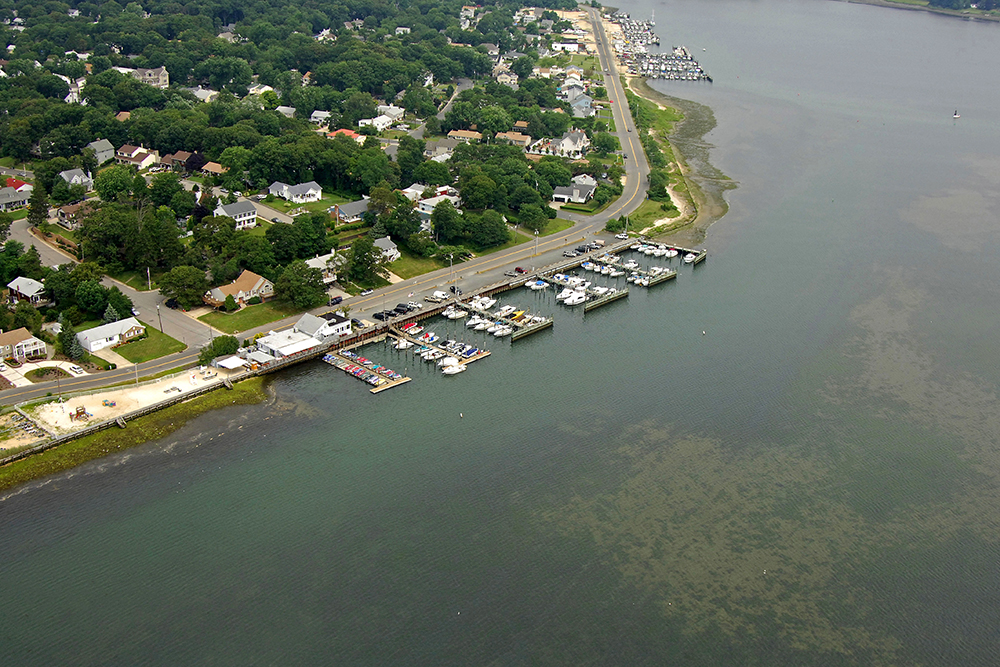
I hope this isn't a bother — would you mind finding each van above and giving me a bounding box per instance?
[432,291,449,300]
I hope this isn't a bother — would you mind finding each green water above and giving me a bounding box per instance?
[5,0,1000,663]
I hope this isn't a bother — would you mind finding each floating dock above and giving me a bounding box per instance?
[323,352,412,394]
[460,299,554,341]
[584,287,630,312]
[389,328,492,364]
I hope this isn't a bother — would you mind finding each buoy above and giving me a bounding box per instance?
[460,413,463,418]
[702,331,706,335]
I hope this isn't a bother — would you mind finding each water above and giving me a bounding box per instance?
[5,1,1000,663]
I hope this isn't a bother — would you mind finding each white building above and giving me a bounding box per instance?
[88,138,115,165]
[304,251,344,284]
[376,104,405,121]
[358,115,393,132]
[58,168,93,191]
[294,312,350,338]
[373,236,401,262]
[268,181,322,204]
[0,327,46,361]
[76,317,145,353]
[255,330,321,358]
[214,200,259,230]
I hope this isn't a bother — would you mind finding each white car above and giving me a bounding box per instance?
[615,233,629,240]
[132,307,140,316]
[68,365,84,374]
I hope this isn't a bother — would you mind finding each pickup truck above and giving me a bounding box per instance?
[424,295,445,303]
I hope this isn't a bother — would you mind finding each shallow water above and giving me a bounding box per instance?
[4,0,1000,663]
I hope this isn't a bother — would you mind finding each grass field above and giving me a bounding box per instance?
[199,300,302,333]
[264,193,351,215]
[114,325,186,363]
[390,248,444,280]
[247,220,273,237]
[625,198,680,230]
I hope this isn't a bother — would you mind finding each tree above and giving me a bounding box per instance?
[511,56,535,80]
[518,204,547,233]
[102,303,121,324]
[466,210,509,248]
[223,294,238,312]
[27,184,49,228]
[0,213,12,244]
[431,200,464,244]
[412,160,452,186]
[94,165,134,202]
[58,315,85,361]
[159,265,210,309]
[75,280,108,315]
[347,236,388,283]
[107,287,134,320]
[198,335,240,365]
[460,173,497,210]
[150,172,183,207]
[592,132,617,156]
[12,301,42,334]
[275,260,327,309]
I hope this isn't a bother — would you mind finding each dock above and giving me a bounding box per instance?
[584,287,630,312]
[460,298,554,341]
[322,352,412,394]
[389,328,492,364]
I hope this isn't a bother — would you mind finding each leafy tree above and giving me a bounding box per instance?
[431,200,464,244]
[158,265,210,309]
[412,161,452,186]
[592,132,617,156]
[17,245,45,280]
[75,280,108,315]
[107,287,134,319]
[466,210,509,249]
[0,213,12,244]
[223,294,238,312]
[511,56,535,80]
[12,301,42,334]
[518,204,547,233]
[460,173,497,210]
[150,172,184,207]
[102,303,121,324]
[275,260,326,309]
[58,315,85,361]
[95,166,134,202]
[198,335,239,365]
[407,230,436,257]
[27,184,49,228]
[347,236,387,283]
[170,190,197,218]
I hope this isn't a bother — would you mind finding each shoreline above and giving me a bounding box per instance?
[625,76,735,247]
[836,0,1000,22]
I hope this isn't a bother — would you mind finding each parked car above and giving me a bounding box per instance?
[407,301,423,310]
[360,289,374,296]
[504,270,517,277]
[68,365,84,374]
[271,217,281,223]
[165,298,180,310]
[372,311,389,321]
[132,307,140,316]
[563,250,579,258]
[514,267,526,274]
[576,245,589,253]
[351,318,363,328]
[328,296,343,306]
[0,363,6,371]
[615,233,629,240]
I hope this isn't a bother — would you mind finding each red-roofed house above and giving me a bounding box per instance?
[4,178,32,193]
[328,128,365,145]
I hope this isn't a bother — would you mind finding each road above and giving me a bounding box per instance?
[0,17,651,404]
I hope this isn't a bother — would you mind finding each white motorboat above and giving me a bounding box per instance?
[478,296,496,309]
[475,321,489,331]
[556,288,575,301]
[394,339,413,349]
[643,246,655,256]
[439,356,460,367]
[487,322,501,333]
[528,280,547,291]
[666,248,679,258]
[574,281,591,291]
[683,252,696,264]
[623,259,639,270]
[564,292,586,306]
[466,315,483,328]
[442,363,467,375]
[497,305,517,317]
[610,269,625,277]
[593,286,609,296]
[630,243,641,250]
[653,246,667,257]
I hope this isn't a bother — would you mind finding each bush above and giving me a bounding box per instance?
[247,296,262,305]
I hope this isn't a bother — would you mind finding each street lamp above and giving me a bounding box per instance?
[448,254,453,284]
[534,230,539,257]
[157,304,163,333]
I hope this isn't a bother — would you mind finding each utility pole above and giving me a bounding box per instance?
[157,304,162,333]
[147,267,151,291]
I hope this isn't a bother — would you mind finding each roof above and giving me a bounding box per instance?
[286,181,321,197]
[0,187,29,204]
[495,131,531,143]
[448,129,483,141]
[59,168,89,181]
[7,276,45,296]
[294,313,328,337]
[213,270,270,300]
[216,355,247,369]
[304,251,344,271]
[320,312,349,324]
[257,330,320,355]
[329,128,361,139]
[118,144,139,154]
[0,327,39,348]
[216,200,258,217]
[334,199,369,218]
[4,177,29,190]
[88,138,114,152]
[553,183,597,198]
[76,317,143,345]
[202,162,226,174]
[373,236,398,252]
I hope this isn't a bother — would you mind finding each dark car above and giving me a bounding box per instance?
[165,298,180,310]
[372,311,390,321]
[271,217,281,223]
[576,245,589,253]
[395,303,412,313]
[450,285,458,293]
[351,318,362,328]
[329,296,343,306]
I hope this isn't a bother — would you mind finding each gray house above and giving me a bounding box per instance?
[59,168,94,191]
[87,138,115,165]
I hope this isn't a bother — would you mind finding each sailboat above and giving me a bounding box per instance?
[953,110,961,119]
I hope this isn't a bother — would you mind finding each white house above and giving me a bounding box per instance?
[304,251,344,284]
[552,42,580,53]
[7,276,47,305]
[373,236,401,262]
[76,317,145,353]
[214,200,258,230]
[275,105,296,118]
[417,194,461,216]
[268,181,322,203]
[0,327,47,361]
[59,168,93,191]
[395,26,411,35]
[552,183,597,204]
[557,129,591,157]
[310,110,333,124]
[358,115,393,132]
[294,312,350,338]
[0,187,30,212]
[572,173,598,187]
[377,104,405,121]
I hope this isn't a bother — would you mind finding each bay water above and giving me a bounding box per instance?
[4,0,1000,663]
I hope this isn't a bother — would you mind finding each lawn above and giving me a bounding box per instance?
[247,220,273,237]
[390,248,444,279]
[264,193,352,215]
[198,300,303,333]
[113,270,157,291]
[114,325,186,363]
[542,218,575,236]
[625,198,680,230]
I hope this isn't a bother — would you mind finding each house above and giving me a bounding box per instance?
[553,42,580,53]
[205,270,274,307]
[572,173,598,187]
[400,183,430,201]
[561,81,586,102]
[310,110,332,125]
[76,317,145,353]
[186,86,219,103]
[218,31,238,43]
[395,26,411,35]
[358,115,392,132]
[514,120,529,131]
[552,183,597,204]
[377,104,405,121]
[58,168,93,191]
[571,95,595,118]
[87,138,115,164]
[57,201,96,230]
[268,181,322,203]
[255,329,321,358]
[328,128,365,145]
[447,129,482,143]
[373,236,400,262]
[294,312,350,338]
[201,162,226,176]
[7,276,47,305]
[0,328,46,361]
[497,72,519,88]
[115,144,158,170]
[494,131,532,148]
[115,111,131,122]
[304,251,344,284]
[417,193,461,217]
[133,66,169,89]
[4,177,32,193]
[0,187,29,212]
[424,137,459,160]
[482,43,500,59]
[557,129,591,157]
[565,65,584,78]
[160,151,192,170]
[214,200,258,230]
[330,199,369,225]
[275,105,296,118]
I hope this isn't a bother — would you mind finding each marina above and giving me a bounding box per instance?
[608,12,711,81]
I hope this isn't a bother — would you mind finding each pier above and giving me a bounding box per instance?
[388,327,492,364]
[322,351,412,394]
[584,287,630,312]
